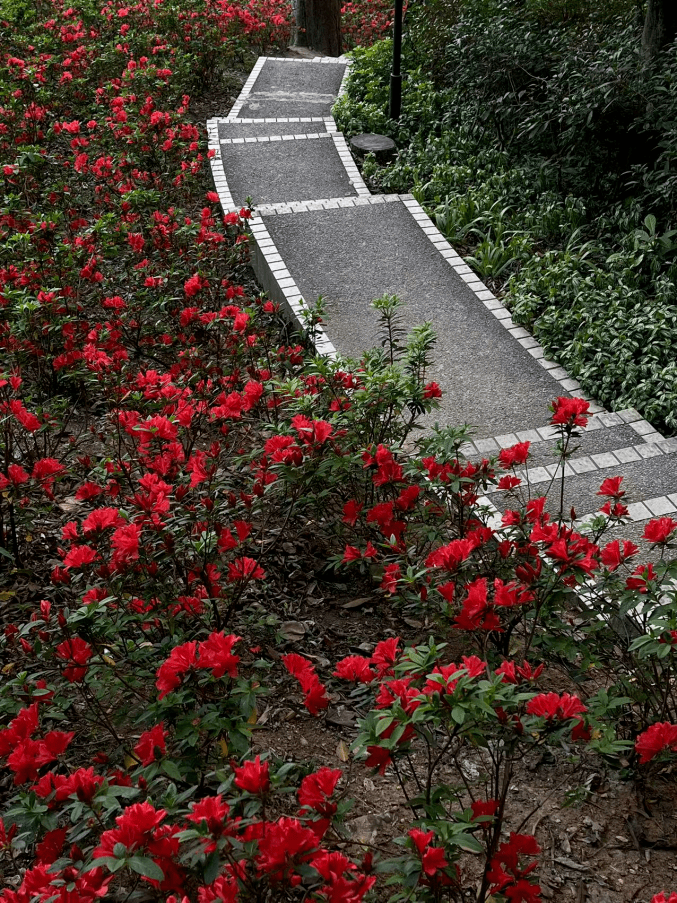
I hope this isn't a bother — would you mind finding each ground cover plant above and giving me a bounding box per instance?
[333,0,677,435]
[2,1,677,901]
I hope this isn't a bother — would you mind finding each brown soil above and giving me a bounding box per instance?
[237,555,677,903]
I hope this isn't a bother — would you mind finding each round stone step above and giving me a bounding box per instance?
[349,133,396,162]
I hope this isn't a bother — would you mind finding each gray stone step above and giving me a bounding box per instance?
[463,410,663,462]
[229,57,348,120]
[213,133,368,209]
[255,195,592,439]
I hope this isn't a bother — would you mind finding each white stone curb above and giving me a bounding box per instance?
[248,215,337,361]
[460,408,664,458]
[227,57,266,120]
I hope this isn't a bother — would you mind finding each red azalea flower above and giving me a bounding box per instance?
[643,517,677,545]
[333,655,376,682]
[498,441,530,469]
[635,722,677,764]
[255,816,318,883]
[227,556,265,582]
[156,641,198,699]
[55,637,93,682]
[198,632,241,678]
[526,692,586,720]
[550,396,590,428]
[600,539,639,570]
[134,723,167,766]
[342,499,362,525]
[298,767,341,818]
[597,475,625,497]
[234,755,270,794]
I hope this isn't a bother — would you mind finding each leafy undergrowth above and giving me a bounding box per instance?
[334,1,677,435]
[2,2,677,903]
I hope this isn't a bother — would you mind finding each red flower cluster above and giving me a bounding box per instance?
[0,704,74,785]
[635,722,677,764]
[282,653,330,715]
[487,832,541,902]
[155,632,241,699]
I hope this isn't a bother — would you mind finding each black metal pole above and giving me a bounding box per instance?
[388,0,403,120]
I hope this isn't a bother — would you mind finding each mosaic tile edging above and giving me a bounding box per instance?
[248,215,337,361]
[212,116,338,135]
[226,55,351,122]
[461,408,664,458]
[206,131,370,211]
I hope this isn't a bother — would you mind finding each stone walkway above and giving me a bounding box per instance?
[208,56,677,545]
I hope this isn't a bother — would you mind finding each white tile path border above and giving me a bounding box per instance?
[461,408,664,458]
[482,438,677,491]
[398,195,612,415]
[247,216,337,361]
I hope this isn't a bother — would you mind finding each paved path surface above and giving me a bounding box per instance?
[208,56,677,540]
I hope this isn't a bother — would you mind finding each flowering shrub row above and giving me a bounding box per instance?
[1,1,677,901]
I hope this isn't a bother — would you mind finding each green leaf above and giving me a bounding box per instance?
[451,706,466,725]
[203,850,221,885]
[451,832,484,853]
[376,716,394,736]
[127,855,165,882]
[162,760,182,781]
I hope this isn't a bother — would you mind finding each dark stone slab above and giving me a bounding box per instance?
[262,201,569,438]
[240,60,346,118]
[489,454,677,519]
[218,120,328,140]
[222,138,357,206]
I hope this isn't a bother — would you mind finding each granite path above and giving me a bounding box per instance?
[208,56,677,543]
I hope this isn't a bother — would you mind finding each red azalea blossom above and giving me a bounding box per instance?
[498,441,530,469]
[282,653,329,716]
[635,722,677,764]
[55,636,93,682]
[550,396,590,428]
[134,723,167,765]
[408,828,449,877]
[234,755,270,794]
[227,556,265,582]
[156,641,198,699]
[526,692,587,720]
[643,517,677,545]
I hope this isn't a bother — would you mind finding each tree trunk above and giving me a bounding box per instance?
[296,0,342,56]
[642,0,677,61]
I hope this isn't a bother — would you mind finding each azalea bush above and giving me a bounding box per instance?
[341,0,405,50]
